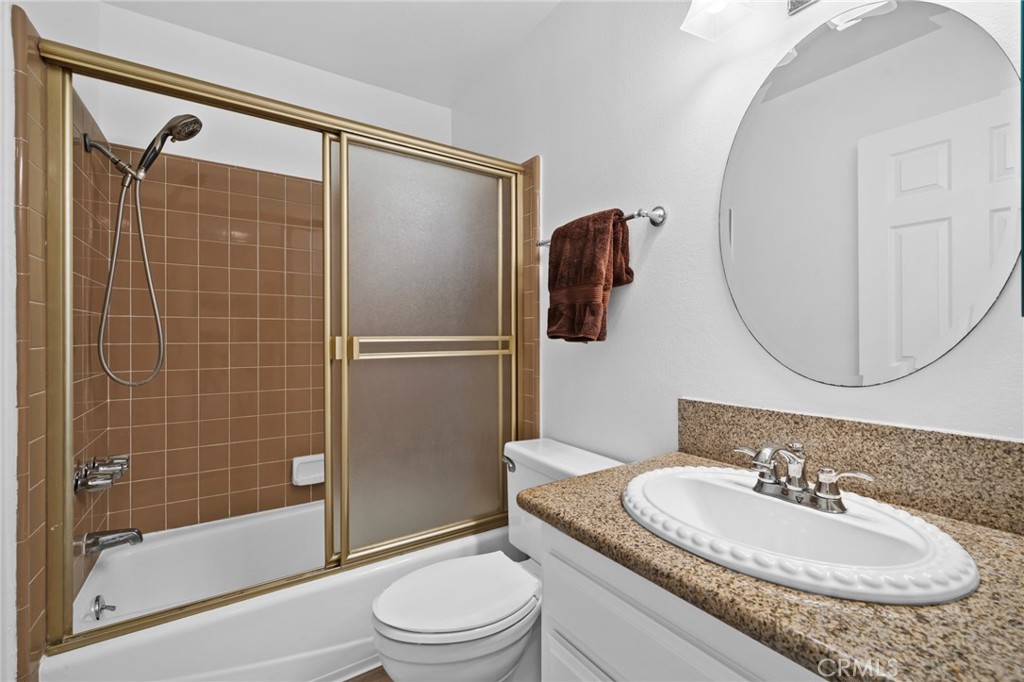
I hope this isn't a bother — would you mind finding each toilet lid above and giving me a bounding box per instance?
[372,552,541,634]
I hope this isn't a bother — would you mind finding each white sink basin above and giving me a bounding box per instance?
[622,467,979,604]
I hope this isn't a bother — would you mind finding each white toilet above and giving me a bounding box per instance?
[371,438,619,682]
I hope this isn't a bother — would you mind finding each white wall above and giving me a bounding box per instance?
[19,1,453,146]
[75,75,323,179]
[452,0,1023,460]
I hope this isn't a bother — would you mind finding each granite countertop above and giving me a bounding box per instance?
[517,452,1024,682]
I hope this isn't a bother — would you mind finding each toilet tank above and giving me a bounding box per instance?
[504,439,620,559]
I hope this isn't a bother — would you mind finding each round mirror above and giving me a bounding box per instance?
[720,0,1020,386]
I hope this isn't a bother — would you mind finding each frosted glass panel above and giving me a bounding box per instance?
[348,356,503,550]
[348,144,501,336]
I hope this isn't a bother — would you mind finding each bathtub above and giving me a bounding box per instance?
[41,511,512,682]
[73,502,326,632]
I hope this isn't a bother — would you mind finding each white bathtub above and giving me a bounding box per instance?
[41,513,512,682]
[73,502,326,632]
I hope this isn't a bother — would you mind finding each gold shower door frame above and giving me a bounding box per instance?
[40,40,523,653]
[331,133,517,567]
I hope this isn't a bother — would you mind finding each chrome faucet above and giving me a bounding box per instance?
[774,442,808,492]
[732,443,804,495]
[84,529,143,555]
[733,442,874,513]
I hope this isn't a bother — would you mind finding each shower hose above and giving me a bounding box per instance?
[96,177,165,387]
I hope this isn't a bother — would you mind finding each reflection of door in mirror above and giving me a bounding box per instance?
[719,0,1021,387]
[857,88,1020,384]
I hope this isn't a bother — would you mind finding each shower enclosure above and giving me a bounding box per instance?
[42,41,526,651]
[331,136,515,562]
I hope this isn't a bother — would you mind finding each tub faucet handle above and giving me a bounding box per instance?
[73,470,113,494]
[91,456,129,477]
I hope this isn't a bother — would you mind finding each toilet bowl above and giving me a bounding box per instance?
[372,552,541,682]
[371,439,619,682]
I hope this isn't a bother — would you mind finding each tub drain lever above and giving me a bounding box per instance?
[91,595,116,620]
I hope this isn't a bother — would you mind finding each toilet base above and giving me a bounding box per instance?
[374,606,540,682]
[506,622,540,682]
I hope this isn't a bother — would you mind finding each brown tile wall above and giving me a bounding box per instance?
[517,157,540,438]
[69,92,115,599]
[80,144,325,537]
[12,7,48,681]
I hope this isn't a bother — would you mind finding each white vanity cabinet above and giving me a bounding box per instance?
[539,526,821,681]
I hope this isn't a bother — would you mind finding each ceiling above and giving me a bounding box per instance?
[108,1,560,107]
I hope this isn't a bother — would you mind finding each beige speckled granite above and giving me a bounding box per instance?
[679,399,1024,535]
[519,452,1024,682]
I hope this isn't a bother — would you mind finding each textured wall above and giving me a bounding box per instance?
[452,1,1023,460]
[19,1,452,147]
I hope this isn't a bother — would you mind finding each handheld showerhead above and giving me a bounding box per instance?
[137,114,203,177]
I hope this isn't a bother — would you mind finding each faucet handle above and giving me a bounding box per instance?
[73,471,114,494]
[813,468,875,499]
[91,456,129,478]
[733,445,778,483]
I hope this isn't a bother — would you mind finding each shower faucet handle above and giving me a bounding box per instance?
[91,456,130,477]
[73,470,114,494]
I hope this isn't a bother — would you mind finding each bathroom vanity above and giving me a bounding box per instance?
[519,452,1024,682]
[540,526,817,681]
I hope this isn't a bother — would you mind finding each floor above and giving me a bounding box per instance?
[349,666,393,682]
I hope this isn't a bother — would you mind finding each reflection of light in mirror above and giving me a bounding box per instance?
[777,48,799,67]
[680,0,752,42]
[828,0,897,31]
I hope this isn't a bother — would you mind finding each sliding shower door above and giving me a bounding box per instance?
[330,135,516,563]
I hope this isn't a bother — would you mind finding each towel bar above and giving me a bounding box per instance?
[536,206,666,247]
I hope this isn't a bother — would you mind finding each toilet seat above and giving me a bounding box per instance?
[374,596,540,645]
[372,552,541,645]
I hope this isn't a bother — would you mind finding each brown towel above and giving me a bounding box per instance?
[547,209,633,342]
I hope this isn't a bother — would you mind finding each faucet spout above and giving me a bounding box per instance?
[733,443,788,486]
[771,442,807,492]
[84,529,143,555]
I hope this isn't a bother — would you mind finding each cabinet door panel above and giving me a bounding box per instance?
[544,632,613,682]
[545,553,741,681]
[541,526,822,682]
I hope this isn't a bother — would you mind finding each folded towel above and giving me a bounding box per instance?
[547,209,633,342]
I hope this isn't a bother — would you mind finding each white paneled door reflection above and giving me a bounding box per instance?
[856,87,1020,384]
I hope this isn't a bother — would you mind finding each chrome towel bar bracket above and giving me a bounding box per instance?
[536,206,666,247]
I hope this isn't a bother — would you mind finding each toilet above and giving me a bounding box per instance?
[371,438,619,682]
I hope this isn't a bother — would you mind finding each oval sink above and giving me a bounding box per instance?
[622,467,979,604]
